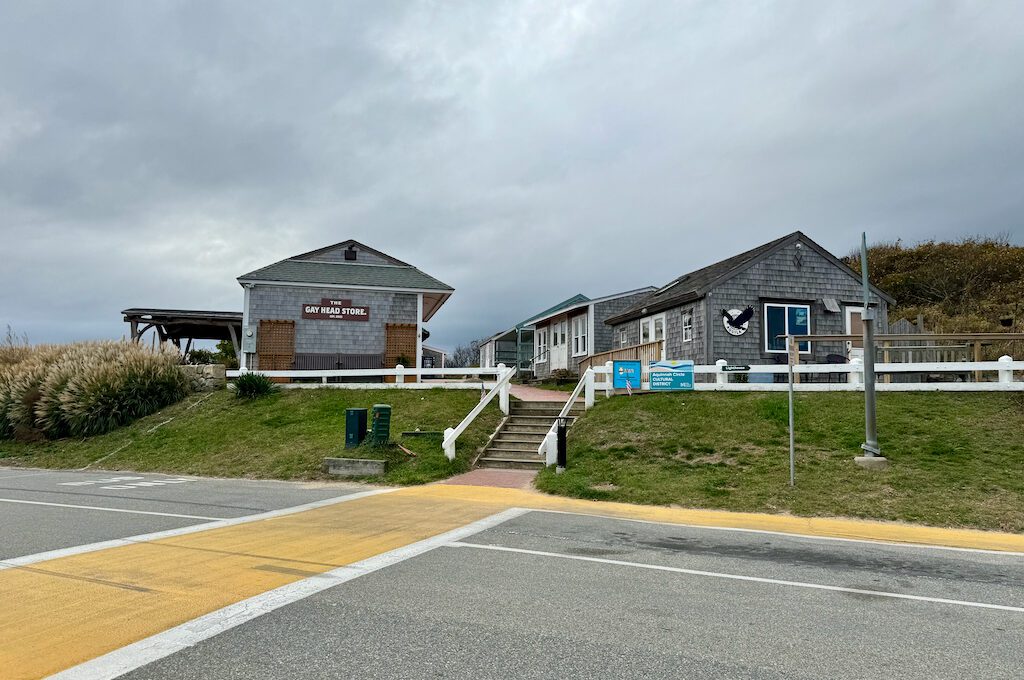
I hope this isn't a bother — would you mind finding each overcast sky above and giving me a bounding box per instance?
[2,1,1023,351]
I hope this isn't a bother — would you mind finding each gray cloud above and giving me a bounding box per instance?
[2,0,1022,349]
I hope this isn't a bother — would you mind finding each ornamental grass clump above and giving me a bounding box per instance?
[0,341,190,440]
[234,372,278,400]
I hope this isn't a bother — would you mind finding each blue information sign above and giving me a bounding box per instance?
[649,360,695,391]
[612,360,642,390]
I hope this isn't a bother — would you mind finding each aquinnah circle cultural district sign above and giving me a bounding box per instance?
[301,298,370,321]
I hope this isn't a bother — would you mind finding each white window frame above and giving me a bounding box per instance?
[618,328,629,348]
[571,314,588,357]
[681,311,693,343]
[536,328,548,363]
[764,303,812,354]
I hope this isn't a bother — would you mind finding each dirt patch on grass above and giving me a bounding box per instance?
[590,482,620,491]
[673,451,738,466]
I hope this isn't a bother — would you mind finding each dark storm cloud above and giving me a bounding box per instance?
[1,1,1022,349]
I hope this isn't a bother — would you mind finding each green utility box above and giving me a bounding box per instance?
[369,404,392,445]
[344,408,368,448]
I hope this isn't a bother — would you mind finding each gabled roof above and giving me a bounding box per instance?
[290,239,411,267]
[523,287,657,327]
[606,231,895,325]
[237,239,453,292]
[237,259,453,292]
[481,294,590,345]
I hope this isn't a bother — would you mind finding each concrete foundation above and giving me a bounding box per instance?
[854,456,889,470]
[323,457,387,477]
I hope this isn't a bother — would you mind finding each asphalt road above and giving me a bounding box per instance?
[0,467,364,560]
[121,510,1024,680]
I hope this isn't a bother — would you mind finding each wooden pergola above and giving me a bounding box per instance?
[122,308,243,358]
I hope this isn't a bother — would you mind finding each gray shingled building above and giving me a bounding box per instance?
[237,240,453,374]
[605,231,894,367]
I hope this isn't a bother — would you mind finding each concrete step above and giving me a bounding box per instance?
[504,414,577,422]
[501,426,557,436]
[476,456,545,470]
[489,438,545,451]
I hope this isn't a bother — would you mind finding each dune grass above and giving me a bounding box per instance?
[0,388,501,485]
[536,392,1024,532]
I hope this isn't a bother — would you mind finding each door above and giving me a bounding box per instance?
[845,307,864,359]
[639,314,667,360]
[550,319,568,370]
[256,320,295,379]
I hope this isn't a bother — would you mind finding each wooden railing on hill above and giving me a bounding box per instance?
[578,340,663,374]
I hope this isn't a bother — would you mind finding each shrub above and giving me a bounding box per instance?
[0,341,191,440]
[234,372,278,400]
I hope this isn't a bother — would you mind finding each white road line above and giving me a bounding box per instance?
[49,507,530,680]
[451,542,1024,614]
[0,498,224,520]
[531,508,1024,557]
[0,487,396,570]
[0,470,55,481]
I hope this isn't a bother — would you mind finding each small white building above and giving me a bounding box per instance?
[523,287,656,378]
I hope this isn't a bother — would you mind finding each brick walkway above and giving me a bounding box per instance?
[509,384,579,402]
[441,468,538,489]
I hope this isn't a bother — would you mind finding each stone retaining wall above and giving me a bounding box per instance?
[179,364,227,392]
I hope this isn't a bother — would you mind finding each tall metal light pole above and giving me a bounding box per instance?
[857,232,885,467]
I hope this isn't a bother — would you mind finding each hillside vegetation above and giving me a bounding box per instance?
[536,391,1024,532]
[0,388,501,484]
[844,237,1024,356]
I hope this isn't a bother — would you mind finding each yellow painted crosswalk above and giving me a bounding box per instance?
[2,484,1022,679]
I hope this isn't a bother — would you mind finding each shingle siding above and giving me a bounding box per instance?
[246,285,417,368]
[300,246,394,266]
[707,242,888,364]
[591,291,654,354]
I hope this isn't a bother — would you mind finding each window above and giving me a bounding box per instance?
[618,329,629,348]
[682,311,693,343]
[571,315,588,356]
[764,303,811,353]
[536,328,548,362]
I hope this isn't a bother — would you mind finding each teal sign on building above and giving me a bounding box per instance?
[612,360,642,390]
[649,360,695,391]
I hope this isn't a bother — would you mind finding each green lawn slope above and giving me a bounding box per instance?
[536,392,1024,532]
[0,389,501,485]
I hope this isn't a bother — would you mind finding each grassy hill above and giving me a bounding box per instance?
[844,237,1024,357]
[536,391,1024,532]
[0,389,501,485]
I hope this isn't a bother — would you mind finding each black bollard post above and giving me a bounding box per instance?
[556,417,567,473]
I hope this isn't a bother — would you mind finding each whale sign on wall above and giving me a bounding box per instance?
[301,298,370,321]
[649,360,695,391]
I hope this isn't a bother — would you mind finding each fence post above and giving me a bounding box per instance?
[604,361,614,397]
[584,368,595,408]
[849,357,863,387]
[544,430,557,466]
[998,355,1014,384]
[395,363,405,385]
[443,427,456,460]
[715,359,728,386]
[497,363,509,415]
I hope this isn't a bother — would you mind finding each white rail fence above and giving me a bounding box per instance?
[588,356,1024,392]
[442,364,515,460]
[226,365,506,390]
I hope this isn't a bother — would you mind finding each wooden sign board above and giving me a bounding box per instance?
[301,298,370,322]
